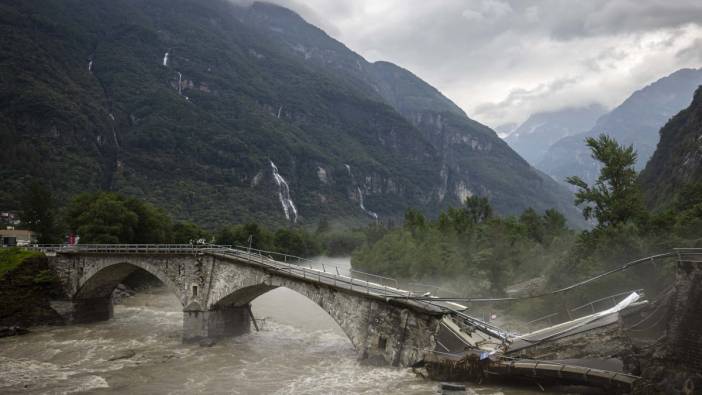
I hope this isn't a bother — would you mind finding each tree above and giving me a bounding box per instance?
[273,228,306,257]
[20,181,62,243]
[63,192,171,243]
[172,222,210,243]
[520,208,544,243]
[464,196,492,225]
[542,209,567,241]
[315,217,330,234]
[124,198,172,243]
[403,208,426,235]
[566,134,646,228]
[215,222,273,251]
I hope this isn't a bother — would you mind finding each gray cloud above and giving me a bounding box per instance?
[677,38,702,63]
[265,0,702,126]
[474,77,580,121]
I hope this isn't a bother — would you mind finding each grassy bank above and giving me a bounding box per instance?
[0,248,42,279]
[0,248,65,328]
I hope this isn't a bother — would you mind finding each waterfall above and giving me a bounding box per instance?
[357,187,379,220]
[113,130,120,149]
[346,164,379,220]
[270,161,298,223]
[277,106,283,119]
[162,52,169,67]
[88,60,93,72]
[177,72,182,95]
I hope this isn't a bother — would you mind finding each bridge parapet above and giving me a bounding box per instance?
[40,244,443,367]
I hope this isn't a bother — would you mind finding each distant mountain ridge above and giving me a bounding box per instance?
[505,104,606,165]
[0,0,581,227]
[537,68,702,185]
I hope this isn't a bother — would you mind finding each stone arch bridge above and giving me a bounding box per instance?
[45,244,446,367]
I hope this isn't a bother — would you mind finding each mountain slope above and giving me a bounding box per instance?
[239,4,582,221]
[368,61,580,218]
[640,87,702,208]
[538,68,702,185]
[0,0,580,227]
[505,104,606,165]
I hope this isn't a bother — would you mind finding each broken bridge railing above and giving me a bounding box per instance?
[30,243,446,309]
[525,288,644,330]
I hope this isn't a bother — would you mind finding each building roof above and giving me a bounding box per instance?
[0,229,35,240]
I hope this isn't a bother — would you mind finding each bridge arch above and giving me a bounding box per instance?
[74,260,186,305]
[51,250,440,366]
[213,282,366,350]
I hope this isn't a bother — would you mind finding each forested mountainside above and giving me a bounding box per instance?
[505,104,606,165]
[538,68,702,185]
[0,0,579,227]
[640,87,702,208]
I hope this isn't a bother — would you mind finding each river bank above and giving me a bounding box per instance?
[0,249,65,332]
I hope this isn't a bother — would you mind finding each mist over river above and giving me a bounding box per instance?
[0,258,547,394]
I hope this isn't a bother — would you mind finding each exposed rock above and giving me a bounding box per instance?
[632,258,702,393]
[111,283,136,304]
[316,167,328,184]
[108,349,136,361]
[0,326,29,338]
[199,338,216,347]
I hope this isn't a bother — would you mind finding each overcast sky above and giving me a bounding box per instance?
[267,0,702,129]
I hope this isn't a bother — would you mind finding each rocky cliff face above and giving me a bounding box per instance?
[0,0,580,226]
[241,9,582,220]
[538,69,702,186]
[640,87,702,208]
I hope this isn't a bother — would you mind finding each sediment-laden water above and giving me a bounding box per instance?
[0,258,547,394]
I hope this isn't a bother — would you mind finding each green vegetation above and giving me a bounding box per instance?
[214,222,321,257]
[353,133,702,321]
[0,248,42,279]
[15,187,366,258]
[19,182,62,244]
[567,134,646,228]
[0,248,63,327]
[0,0,578,229]
[64,192,172,244]
[353,196,573,296]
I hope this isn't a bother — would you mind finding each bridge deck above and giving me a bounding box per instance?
[42,244,446,315]
[422,351,638,390]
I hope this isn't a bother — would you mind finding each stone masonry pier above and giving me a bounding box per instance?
[47,245,443,367]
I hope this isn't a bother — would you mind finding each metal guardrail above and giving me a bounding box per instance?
[675,248,702,263]
[569,289,644,316]
[407,281,462,298]
[28,243,429,307]
[28,244,209,254]
[526,312,560,328]
[30,245,698,333]
[525,288,644,330]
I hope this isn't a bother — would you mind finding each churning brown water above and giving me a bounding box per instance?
[0,258,549,395]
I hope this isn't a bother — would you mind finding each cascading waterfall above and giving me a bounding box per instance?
[108,113,120,149]
[270,161,298,223]
[162,51,169,67]
[113,130,120,148]
[177,72,183,95]
[357,187,379,220]
[88,60,93,71]
[345,164,379,220]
